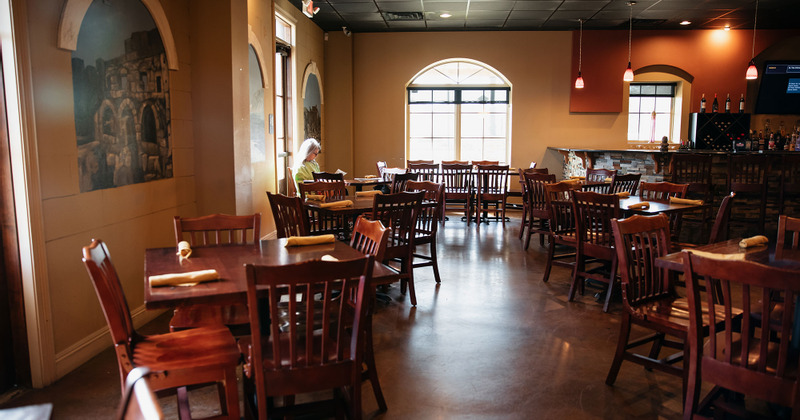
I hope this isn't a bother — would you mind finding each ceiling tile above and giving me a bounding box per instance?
[507,10,552,20]
[468,1,515,11]
[465,19,506,28]
[467,10,510,19]
[332,2,380,13]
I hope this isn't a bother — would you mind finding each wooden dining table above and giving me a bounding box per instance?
[346,178,389,192]
[655,238,800,272]
[619,196,710,216]
[144,239,399,310]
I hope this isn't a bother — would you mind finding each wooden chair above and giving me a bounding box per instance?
[682,252,798,419]
[441,163,473,224]
[584,168,616,193]
[776,214,800,260]
[671,153,714,239]
[287,166,297,197]
[376,160,387,177]
[82,239,241,420]
[240,257,374,420]
[369,191,424,305]
[571,190,620,313]
[349,216,389,412]
[407,162,440,182]
[778,154,800,215]
[610,173,641,195]
[639,181,689,241]
[298,181,348,237]
[312,171,345,182]
[169,213,261,333]
[728,154,768,236]
[404,180,445,283]
[390,172,419,194]
[267,192,310,238]
[441,160,469,165]
[606,215,729,407]
[521,172,556,249]
[406,159,434,166]
[117,367,163,420]
[471,160,499,167]
[474,164,509,226]
[518,167,550,240]
[542,181,581,283]
[174,213,261,247]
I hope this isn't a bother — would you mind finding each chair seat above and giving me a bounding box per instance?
[630,297,739,332]
[133,326,240,372]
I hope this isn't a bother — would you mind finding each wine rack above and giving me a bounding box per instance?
[689,113,751,151]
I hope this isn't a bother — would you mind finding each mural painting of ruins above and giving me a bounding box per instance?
[72,0,171,192]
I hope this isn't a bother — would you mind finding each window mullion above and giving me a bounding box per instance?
[455,104,461,160]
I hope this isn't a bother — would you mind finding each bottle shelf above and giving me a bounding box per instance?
[689,113,751,151]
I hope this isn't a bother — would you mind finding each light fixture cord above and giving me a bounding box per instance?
[578,19,583,72]
[628,3,633,62]
[751,0,758,58]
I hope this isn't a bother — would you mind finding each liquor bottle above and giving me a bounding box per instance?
[768,133,775,150]
[725,94,731,113]
[700,94,706,113]
[739,94,745,113]
[712,94,719,113]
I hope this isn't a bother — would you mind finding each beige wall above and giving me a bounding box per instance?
[322,32,353,175]
[16,0,325,383]
[333,31,629,178]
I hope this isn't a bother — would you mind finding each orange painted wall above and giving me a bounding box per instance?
[570,29,800,113]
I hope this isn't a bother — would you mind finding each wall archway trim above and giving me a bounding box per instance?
[248,25,269,90]
[301,61,323,103]
[58,0,179,70]
[634,64,694,83]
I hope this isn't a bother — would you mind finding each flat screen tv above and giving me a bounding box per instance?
[754,61,800,114]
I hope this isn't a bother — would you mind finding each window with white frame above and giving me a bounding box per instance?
[627,83,676,142]
[407,60,510,163]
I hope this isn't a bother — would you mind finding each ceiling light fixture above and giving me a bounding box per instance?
[440,12,452,18]
[724,24,731,31]
[680,20,691,26]
[746,0,759,80]
[575,19,585,89]
[623,1,635,82]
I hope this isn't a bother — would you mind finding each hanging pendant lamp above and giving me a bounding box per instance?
[746,0,759,80]
[623,1,635,82]
[575,19,585,89]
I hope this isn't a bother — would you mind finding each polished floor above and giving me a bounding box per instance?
[2,213,694,419]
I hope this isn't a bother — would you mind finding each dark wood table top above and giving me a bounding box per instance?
[144,239,397,309]
[303,196,376,215]
[346,178,388,187]
[620,196,709,215]
[656,239,800,273]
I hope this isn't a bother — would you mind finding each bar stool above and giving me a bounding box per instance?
[778,154,800,215]
[727,154,768,236]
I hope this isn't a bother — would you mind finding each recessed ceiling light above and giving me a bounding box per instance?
[680,20,691,26]
[724,24,731,31]
[440,12,452,18]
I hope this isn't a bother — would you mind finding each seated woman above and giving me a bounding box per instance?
[292,138,321,190]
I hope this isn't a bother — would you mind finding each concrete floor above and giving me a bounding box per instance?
[1,215,693,419]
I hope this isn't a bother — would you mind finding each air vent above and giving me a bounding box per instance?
[383,11,424,21]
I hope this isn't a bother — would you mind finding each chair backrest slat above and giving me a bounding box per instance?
[350,216,389,261]
[267,192,310,238]
[544,181,581,234]
[174,213,261,248]
[312,171,345,182]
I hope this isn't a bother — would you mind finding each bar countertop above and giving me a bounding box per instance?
[547,146,800,155]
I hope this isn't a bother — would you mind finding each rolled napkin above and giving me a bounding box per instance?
[669,197,704,205]
[570,176,585,180]
[176,241,192,259]
[689,250,745,261]
[627,201,650,210]
[739,235,769,248]
[355,190,382,197]
[319,200,353,208]
[616,191,630,198]
[285,234,336,247]
[364,175,378,179]
[149,269,219,287]
[305,194,324,201]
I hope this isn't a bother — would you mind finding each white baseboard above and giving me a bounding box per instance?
[53,305,166,380]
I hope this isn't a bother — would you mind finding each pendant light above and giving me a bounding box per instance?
[575,19,585,89]
[745,0,759,80]
[623,1,635,82]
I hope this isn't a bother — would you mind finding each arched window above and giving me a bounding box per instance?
[407,59,511,163]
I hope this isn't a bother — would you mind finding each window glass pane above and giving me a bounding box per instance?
[461,90,483,102]
[485,103,506,113]
[409,90,432,103]
[629,85,641,95]
[432,103,454,113]
[484,114,506,137]
[629,97,640,113]
[409,138,432,160]
[432,139,455,162]
[483,138,505,161]
[432,114,454,137]
[640,85,656,95]
[656,85,674,95]
[461,103,482,113]
[655,97,672,113]
[627,114,639,140]
[494,90,507,102]
[461,113,483,135]
[410,103,432,113]
[639,96,656,112]
[654,114,671,140]
[409,113,432,137]
[432,90,455,102]
[638,115,651,141]
[460,138,482,161]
